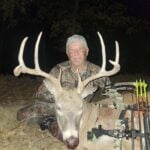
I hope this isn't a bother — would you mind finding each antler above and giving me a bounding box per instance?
[77,31,120,93]
[14,32,62,92]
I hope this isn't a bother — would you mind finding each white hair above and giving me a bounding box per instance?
[66,34,89,51]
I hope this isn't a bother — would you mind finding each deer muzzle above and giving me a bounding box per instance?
[65,136,79,149]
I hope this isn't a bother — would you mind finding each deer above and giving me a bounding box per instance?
[14,32,146,150]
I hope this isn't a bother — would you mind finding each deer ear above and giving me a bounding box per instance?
[43,79,58,98]
[81,86,97,99]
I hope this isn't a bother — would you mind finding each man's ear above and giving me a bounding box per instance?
[86,48,89,56]
[66,50,70,58]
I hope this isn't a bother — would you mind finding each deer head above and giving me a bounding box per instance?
[14,32,120,149]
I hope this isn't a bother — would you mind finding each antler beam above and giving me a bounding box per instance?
[77,31,120,93]
[14,32,62,91]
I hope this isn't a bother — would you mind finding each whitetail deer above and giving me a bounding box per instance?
[14,32,145,150]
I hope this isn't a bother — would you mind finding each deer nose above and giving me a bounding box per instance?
[66,136,79,149]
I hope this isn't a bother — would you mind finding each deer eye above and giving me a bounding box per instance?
[56,106,61,111]
[55,103,61,111]
[56,106,62,116]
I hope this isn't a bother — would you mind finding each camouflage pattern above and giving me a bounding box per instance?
[17,61,111,122]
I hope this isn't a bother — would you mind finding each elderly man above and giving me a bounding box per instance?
[17,34,111,125]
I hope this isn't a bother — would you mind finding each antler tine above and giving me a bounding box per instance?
[97,31,106,72]
[77,32,120,94]
[35,32,42,70]
[109,41,119,66]
[14,32,62,91]
[14,36,28,76]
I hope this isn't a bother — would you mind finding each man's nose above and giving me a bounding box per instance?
[73,51,80,56]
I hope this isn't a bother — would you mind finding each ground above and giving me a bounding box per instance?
[0,74,149,150]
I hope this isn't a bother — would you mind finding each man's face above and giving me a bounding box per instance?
[66,42,89,67]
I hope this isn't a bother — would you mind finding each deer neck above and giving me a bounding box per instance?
[80,102,99,134]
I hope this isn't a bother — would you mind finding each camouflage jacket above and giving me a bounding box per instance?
[36,61,111,102]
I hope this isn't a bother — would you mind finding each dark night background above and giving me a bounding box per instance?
[0,0,150,75]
